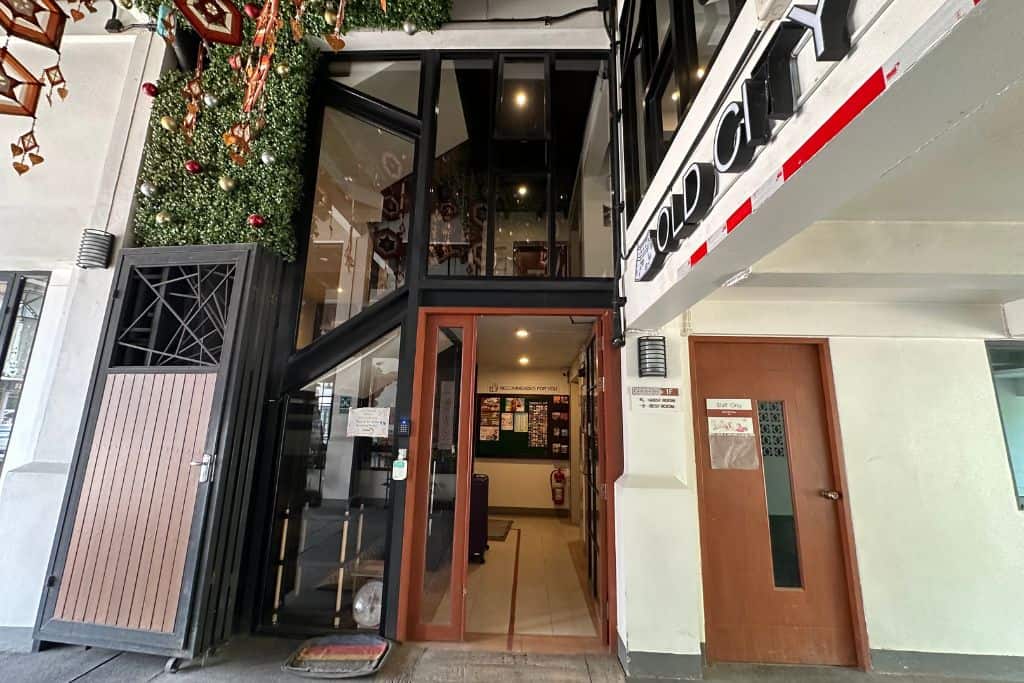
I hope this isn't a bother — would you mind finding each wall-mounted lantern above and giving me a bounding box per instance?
[76,229,114,269]
[638,336,667,378]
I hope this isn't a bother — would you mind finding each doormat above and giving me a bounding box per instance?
[488,518,513,541]
[282,634,391,679]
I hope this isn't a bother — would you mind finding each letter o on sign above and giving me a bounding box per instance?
[655,204,674,254]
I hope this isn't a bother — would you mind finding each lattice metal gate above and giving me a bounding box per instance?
[35,245,281,665]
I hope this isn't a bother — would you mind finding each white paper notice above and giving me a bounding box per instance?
[706,398,752,411]
[630,386,681,411]
[707,416,754,435]
[347,406,391,438]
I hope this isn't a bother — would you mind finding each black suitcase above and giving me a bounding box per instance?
[469,474,489,563]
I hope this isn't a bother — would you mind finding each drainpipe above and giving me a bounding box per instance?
[606,0,627,347]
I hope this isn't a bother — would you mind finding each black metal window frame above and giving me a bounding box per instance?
[985,340,1024,511]
[244,50,618,643]
[619,0,745,218]
[0,270,50,468]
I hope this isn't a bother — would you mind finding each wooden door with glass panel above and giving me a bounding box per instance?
[407,314,477,641]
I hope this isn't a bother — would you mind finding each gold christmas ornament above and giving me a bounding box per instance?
[218,175,237,191]
[159,115,178,131]
[323,9,336,23]
[155,210,172,225]
[275,63,290,76]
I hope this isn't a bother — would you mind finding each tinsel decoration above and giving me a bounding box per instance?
[241,0,279,113]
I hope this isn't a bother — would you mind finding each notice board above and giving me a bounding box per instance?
[475,393,571,460]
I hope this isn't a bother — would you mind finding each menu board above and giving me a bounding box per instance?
[475,393,571,460]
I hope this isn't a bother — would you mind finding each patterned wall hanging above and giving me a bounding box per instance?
[0,0,67,49]
[0,46,40,116]
[173,0,243,45]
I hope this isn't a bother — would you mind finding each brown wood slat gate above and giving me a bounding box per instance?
[35,245,281,662]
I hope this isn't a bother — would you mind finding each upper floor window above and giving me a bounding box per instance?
[987,342,1024,510]
[0,272,48,465]
[620,0,745,217]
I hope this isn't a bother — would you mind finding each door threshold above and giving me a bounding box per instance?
[411,633,607,655]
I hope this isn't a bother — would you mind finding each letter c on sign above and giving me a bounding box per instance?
[714,101,756,173]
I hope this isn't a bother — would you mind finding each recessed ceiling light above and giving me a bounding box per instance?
[515,329,529,339]
[514,91,528,107]
[517,185,528,197]
[671,90,680,102]
[518,356,530,366]
[319,257,329,262]
[696,67,706,79]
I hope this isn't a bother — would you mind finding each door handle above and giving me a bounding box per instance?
[189,453,215,483]
[819,489,841,501]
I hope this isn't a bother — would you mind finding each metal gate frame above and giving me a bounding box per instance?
[34,244,282,660]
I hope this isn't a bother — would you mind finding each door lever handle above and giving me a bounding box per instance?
[819,489,841,501]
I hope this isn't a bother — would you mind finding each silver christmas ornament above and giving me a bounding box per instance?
[260,151,276,165]
[202,93,219,108]
[140,181,157,198]
[402,20,417,35]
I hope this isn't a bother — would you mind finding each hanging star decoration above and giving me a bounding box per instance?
[0,0,84,175]
[173,0,243,45]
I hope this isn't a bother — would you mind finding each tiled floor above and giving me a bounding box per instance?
[465,515,600,641]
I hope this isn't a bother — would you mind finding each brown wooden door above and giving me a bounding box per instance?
[406,313,477,641]
[692,340,857,666]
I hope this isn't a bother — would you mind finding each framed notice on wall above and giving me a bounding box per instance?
[475,393,570,460]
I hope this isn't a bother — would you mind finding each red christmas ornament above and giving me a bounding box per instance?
[247,213,265,228]
[142,81,158,97]
[243,3,260,19]
[184,159,202,174]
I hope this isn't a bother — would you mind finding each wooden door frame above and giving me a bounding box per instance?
[396,306,621,651]
[687,336,871,670]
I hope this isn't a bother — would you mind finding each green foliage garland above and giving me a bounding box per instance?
[133,0,451,260]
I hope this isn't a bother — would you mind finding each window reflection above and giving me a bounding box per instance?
[329,59,421,115]
[494,176,549,277]
[268,329,401,630]
[0,275,47,462]
[297,110,413,349]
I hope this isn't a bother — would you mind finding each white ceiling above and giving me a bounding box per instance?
[832,79,1024,222]
[476,315,595,371]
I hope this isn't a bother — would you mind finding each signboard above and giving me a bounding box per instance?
[630,386,682,411]
[706,398,752,411]
[633,0,855,282]
[346,406,390,438]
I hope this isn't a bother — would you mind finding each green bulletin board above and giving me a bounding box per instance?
[475,393,571,460]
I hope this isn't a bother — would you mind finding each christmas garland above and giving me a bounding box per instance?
[133,0,451,260]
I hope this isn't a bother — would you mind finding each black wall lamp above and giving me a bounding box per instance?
[76,229,114,269]
[637,336,667,378]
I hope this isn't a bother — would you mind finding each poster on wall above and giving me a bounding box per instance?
[707,416,758,470]
[505,397,525,412]
[528,402,548,447]
[480,426,499,441]
[346,407,390,438]
[501,413,514,430]
[480,396,500,427]
[513,413,529,432]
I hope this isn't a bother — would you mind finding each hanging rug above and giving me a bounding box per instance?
[282,634,391,679]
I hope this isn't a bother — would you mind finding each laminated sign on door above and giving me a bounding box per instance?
[347,407,391,438]
[706,399,758,470]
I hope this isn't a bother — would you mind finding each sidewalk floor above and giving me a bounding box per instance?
[0,636,1014,682]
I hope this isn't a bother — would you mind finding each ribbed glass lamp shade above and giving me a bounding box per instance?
[637,336,667,378]
[76,229,114,269]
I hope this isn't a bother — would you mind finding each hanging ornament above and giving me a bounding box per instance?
[202,92,218,108]
[260,150,275,165]
[0,0,67,50]
[67,0,97,22]
[173,0,243,46]
[184,159,202,174]
[247,213,265,228]
[290,0,306,40]
[379,0,386,12]
[275,63,290,76]
[42,63,66,105]
[142,81,158,97]
[218,175,236,192]
[10,128,42,175]
[324,0,345,51]
[228,52,243,71]
[243,2,259,19]
[0,48,42,117]
[222,121,253,165]
[159,115,179,131]
[180,45,205,143]
[242,0,280,113]
[322,8,335,24]
[156,5,176,44]
[402,20,416,35]
[155,210,172,225]
[139,181,157,198]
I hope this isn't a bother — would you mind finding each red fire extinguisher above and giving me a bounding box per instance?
[550,467,566,506]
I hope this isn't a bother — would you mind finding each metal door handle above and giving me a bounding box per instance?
[189,453,215,483]
[819,489,841,500]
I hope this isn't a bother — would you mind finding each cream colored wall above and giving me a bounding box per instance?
[474,368,572,511]
[615,299,1024,659]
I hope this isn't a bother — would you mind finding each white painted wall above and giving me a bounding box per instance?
[0,27,164,650]
[614,297,1024,662]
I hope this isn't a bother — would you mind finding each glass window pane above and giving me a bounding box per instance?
[330,60,421,115]
[692,0,733,80]
[421,326,464,626]
[496,59,548,140]
[267,329,400,630]
[757,400,803,588]
[659,72,680,146]
[631,47,649,190]
[987,344,1024,506]
[494,176,548,277]
[429,59,493,277]
[0,276,47,462]
[655,0,672,47]
[297,110,413,348]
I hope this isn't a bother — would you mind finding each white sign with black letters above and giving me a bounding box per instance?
[630,386,682,411]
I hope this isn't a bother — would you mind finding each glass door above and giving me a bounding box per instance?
[407,313,477,641]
